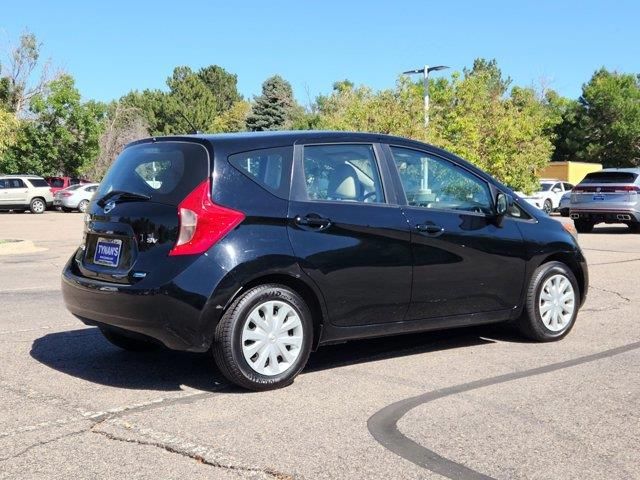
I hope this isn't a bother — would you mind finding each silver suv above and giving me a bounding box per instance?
[0,175,54,214]
[570,168,640,233]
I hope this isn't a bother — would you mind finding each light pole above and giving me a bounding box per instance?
[402,65,449,128]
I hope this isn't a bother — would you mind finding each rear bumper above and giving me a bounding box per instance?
[569,208,640,223]
[61,254,229,352]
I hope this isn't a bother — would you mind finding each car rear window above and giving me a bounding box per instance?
[46,177,65,188]
[581,171,638,184]
[28,178,51,188]
[97,141,209,206]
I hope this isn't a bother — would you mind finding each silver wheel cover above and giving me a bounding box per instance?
[241,300,304,376]
[539,274,575,332]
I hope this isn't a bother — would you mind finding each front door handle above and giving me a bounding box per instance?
[416,224,444,235]
[294,214,332,229]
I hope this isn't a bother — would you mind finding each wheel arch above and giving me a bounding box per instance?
[222,273,327,351]
[537,252,586,304]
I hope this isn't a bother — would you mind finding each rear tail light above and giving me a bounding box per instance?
[61,192,73,197]
[572,185,639,193]
[169,179,245,256]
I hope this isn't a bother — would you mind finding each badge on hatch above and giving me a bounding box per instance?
[103,200,116,214]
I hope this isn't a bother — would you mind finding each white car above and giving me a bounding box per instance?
[0,175,54,213]
[519,180,574,214]
[54,183,99,213]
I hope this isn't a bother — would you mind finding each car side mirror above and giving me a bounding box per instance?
[496,192,512,216]
[493,192,513,227]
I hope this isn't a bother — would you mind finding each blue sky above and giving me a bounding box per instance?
[2,0,638,105]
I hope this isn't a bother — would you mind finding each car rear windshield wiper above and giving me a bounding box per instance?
[97,190,151,207]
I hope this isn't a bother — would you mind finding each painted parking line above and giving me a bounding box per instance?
[368,341,640,480]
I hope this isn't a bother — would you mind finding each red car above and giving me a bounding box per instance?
[45,176,93,194]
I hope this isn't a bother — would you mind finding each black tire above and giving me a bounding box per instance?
[77,200,89,213]
[100,328,156,351]
[574,219,594,233]
[29,197,46,214]
[559,208,569,217]
[543,199,553,214]
[61,207,73,213]
[627,222,640,233]
[212,284,313,391]
[516,261,580,342]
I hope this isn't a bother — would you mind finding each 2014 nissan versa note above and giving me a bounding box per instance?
[62,131,588,390]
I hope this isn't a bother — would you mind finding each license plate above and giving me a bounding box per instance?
[592,195,606,201]
[94,238,122,267]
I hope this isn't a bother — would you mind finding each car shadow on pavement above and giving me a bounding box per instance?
[30,323,521,392]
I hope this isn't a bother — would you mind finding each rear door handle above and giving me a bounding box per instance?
[294,214,332,229]
[416,224,444,235]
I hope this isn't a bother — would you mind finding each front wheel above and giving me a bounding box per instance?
[543,199,553,214]
[574,220,594,233]
[77,200,89,213]
[517,261,580,342]
[212,284,313,391]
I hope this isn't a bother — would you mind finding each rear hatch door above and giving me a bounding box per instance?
[571,171,639,211]
[78,140,210,284]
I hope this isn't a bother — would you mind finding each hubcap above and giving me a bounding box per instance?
[33,200,44,213]
[539,274,575,332]
[241,300,303,376]
[79,201,88,213]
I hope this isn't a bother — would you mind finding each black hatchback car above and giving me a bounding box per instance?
[62,131,588,390]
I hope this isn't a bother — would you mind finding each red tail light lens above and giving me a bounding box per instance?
[61,192,73,197]
[169,179,245,256]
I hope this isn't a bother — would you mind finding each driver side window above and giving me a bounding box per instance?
[390,146,492,214]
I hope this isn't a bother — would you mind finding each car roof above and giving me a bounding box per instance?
[0,174,45,179]
[599,168,640,173]
[129,130,437,151]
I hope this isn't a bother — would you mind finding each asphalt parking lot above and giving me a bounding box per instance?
[1,212,639,480]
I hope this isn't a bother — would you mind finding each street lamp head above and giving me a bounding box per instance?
[402,68,424,75]
[427,65,449,73]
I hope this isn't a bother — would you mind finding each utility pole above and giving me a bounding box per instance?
[402,65,449,129]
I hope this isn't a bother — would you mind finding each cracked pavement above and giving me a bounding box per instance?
[1,213,639,479]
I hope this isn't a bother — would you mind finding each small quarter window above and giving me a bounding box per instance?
[229,147,292,198]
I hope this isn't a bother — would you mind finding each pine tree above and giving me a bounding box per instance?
[246,75,295,131]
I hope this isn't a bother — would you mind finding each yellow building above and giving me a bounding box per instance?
[541,161,602,185]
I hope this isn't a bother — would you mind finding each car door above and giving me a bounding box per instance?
[287,142,412,327]
[6,179,28,205]
[550,182,563,207]
[386,145,527,320]
[0,179,8,206]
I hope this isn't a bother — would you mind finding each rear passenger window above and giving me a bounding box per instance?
[9,179,25,188]
[302,144,385,204]
[27,179,49,188]
[229,147,292,199]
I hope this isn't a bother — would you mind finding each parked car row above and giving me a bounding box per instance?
[516,168,640,233]
[0,174,97,213]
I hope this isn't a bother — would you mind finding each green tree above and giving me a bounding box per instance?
[556,69,640,167]
[246,75,296,131]
[3,75,105,176]
[0,108,19,162]
[121,65,244,135]
[314,58,557,192]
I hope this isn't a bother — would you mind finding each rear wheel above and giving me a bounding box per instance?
[100,328,156,351]
[212,284,313,391]
[574,219,594,233]
[29,198,46,214]
[627,222,640,233]
[77,200,89,213]
[517,261,579,342]
[543,199,553,214]
[559,208,569,217]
